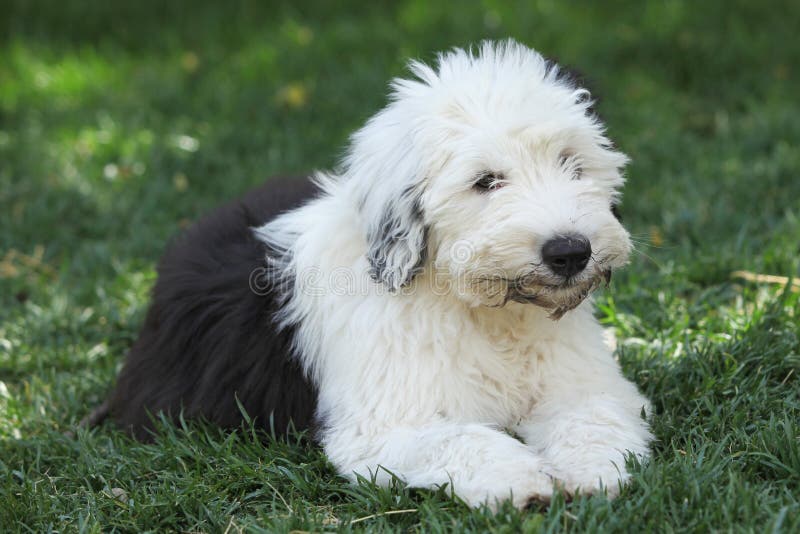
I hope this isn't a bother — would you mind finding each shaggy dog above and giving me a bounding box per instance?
[104,40,652,509]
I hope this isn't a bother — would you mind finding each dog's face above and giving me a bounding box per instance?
[348,41,630,317]
[425,117,630,315]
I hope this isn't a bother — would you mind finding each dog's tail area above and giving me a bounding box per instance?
[64,400,111,438]
[80,400,111,428]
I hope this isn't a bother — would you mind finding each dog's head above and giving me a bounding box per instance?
[345,40,630,318]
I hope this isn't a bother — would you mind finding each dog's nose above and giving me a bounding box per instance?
[541,235,591,277]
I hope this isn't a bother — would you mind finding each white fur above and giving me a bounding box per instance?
[255,40,651,510]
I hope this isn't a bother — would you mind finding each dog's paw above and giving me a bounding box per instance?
[459,464,564,511]
[523,473,580,509]
[557,465,629,499]
[524,491,555,510]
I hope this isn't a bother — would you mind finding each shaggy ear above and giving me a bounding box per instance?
[344,68,435,291]
[365,184,429,291]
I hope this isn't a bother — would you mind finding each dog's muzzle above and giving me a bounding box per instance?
[505,268,612,320]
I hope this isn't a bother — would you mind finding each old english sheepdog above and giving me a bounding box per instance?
[104,40,652,509]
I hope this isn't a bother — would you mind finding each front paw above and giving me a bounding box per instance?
[557,465,629,499]
[525,474,580,508]
[460,464,565,511]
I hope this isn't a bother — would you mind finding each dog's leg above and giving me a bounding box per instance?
[514,344,652,498]
[322,420,563,510]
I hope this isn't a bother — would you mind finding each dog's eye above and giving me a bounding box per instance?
[558,151,583,180]
[473,171,505,192]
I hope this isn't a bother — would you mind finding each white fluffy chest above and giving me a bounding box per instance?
[419,306,553,427]
[436,338,543,427]
[308,288,564,429]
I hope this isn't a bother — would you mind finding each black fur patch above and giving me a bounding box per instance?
[544,57,599,118]
[108,176,319,440]
[611,202,622,221]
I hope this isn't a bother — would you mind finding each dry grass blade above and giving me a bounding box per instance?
[731,270,800,292]
[348,508,419,525]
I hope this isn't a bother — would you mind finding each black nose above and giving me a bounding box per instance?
[541,235,592,277]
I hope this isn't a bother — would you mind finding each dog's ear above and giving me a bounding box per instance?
[344,75,435,291]
[364,183,428,291]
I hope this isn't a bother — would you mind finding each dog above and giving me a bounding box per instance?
[101,40,652,510]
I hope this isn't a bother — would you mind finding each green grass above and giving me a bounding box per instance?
[1,0,799,531]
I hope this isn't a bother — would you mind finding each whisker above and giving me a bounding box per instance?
[629,241,663,250]
[629,247,663,268]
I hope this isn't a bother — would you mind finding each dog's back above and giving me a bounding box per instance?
[108,176,319,440]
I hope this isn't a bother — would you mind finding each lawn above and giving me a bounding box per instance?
[1,0,799,531]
